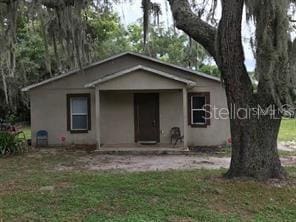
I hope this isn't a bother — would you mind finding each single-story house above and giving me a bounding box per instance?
[22,52,230,149]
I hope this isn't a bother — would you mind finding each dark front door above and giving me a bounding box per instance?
[134,93,160,143]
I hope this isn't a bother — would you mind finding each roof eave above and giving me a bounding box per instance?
[22,52,131,92]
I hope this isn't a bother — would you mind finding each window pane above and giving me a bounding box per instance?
[193,110,206,124]
[192,96,206,109]
[71,97,88,114]
[72,115,88,130]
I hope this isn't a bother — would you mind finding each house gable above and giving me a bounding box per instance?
[22,52,220,92]
[85,65,196,90]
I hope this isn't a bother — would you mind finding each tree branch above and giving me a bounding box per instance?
[39,0,75,9]
[217,0,253,102]
[168,0,217,58]
[0,0,18,4]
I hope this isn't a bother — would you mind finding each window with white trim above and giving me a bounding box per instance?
[191,96,206,124]
[67,94,90,132]
[71,97,88,130]
[188,92,210,127]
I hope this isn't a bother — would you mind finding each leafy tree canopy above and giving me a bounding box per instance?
[0,0,210,120]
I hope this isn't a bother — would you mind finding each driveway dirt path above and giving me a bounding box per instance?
[278,141,296,152]
[56,154,296,172]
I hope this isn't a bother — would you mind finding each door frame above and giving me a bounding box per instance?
[134,93,160,143]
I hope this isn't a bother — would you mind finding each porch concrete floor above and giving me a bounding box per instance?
[97,144,187,154]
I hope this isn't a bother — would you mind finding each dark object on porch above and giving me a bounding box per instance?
[170,127,183,146]
[36,130,48,147]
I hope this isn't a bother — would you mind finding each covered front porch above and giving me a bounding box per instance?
[84,65,196,150]
[95,89,189,150]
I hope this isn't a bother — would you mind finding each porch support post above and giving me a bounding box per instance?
[182,87,188,148]
[95,87,101,150]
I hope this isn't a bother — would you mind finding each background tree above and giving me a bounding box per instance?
[0,0,212,121]
[127,23,209,70]
[0,0,130,120]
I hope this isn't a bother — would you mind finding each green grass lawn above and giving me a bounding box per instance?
[278,119,296,141]
[0,151,296,221]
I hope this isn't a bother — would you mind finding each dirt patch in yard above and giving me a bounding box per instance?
[278,141,296,152]
[53,154,230,172]
[52,153,296,172]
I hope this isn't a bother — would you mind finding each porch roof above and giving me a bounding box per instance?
[84,65,197,88]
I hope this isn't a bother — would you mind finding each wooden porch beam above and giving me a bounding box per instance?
[95,87,101,150]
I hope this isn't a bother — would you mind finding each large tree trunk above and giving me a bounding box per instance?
[1,67,9,105]
[226,112,284,179]
[168,0,287,180]
[217,0,285,179]
[40,12,53,77]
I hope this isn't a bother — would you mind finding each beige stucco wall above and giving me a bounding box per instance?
[30,89,96,146]
[99,70,184,90]
[29,54,230,147]
[100,92,134,144]
[187,76,230,146]
[159,91,184,143]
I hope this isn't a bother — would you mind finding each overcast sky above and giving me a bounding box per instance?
[114,0,256,71]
